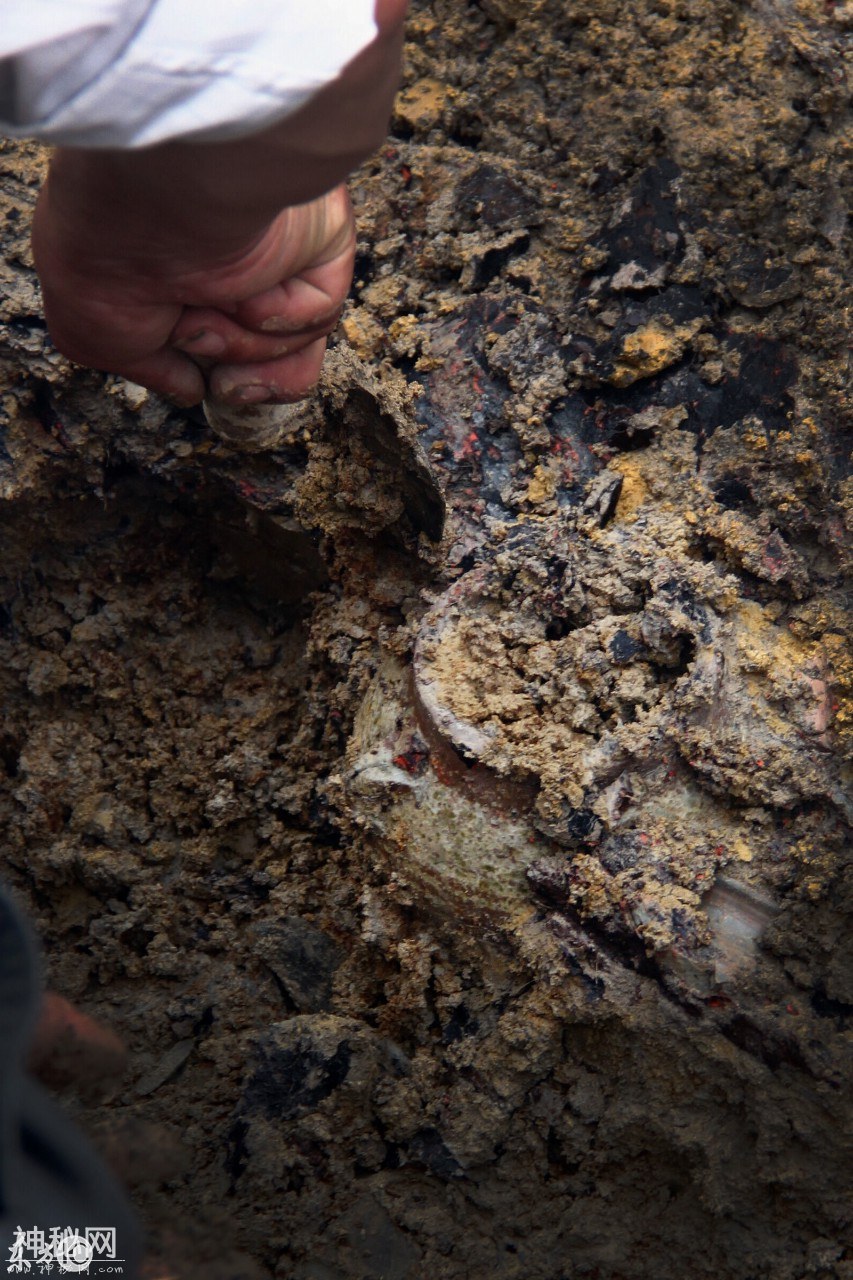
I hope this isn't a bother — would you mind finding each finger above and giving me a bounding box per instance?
[375,0,409,30]
[39,285,183,367]
[232,274,347,334]
[120,348,207,405]
[209,338,328,404]
[169,308,330,363]
[28,992,127,1093]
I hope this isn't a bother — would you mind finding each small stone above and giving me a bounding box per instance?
[610,259,669,291]
[250,917,343,1013]
[583,471,623,525]
[113,379,149,410]
[341,309,384,359]
[26,652,69,695]
[700,359,724,385]
[525,463,559,507]
[727,252,801,309]
[77,794,118,838]
[609,628,643,664]
[394,79,451,131]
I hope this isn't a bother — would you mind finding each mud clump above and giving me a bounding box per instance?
[0,0,851,1278]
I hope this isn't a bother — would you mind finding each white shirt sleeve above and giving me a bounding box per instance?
[0,0,378,148]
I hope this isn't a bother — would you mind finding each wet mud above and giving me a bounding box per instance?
[0,1,851,1277]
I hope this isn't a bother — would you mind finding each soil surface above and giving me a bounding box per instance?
[0,2,851,1278]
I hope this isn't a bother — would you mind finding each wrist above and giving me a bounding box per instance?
[41,148,274,273]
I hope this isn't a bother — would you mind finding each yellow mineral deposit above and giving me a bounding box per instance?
[609,319,703,388]
[393,78,452,132]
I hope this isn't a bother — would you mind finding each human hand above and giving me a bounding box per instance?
[31,0,409,407]
[32,181,356,407]
[28,990,127,1096]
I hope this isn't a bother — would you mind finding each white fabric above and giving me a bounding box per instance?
[0,0,378,147]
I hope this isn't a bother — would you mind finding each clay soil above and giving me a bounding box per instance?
[0,1,851,1278]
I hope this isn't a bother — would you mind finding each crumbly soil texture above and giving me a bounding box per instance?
[1,2,851,1278]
